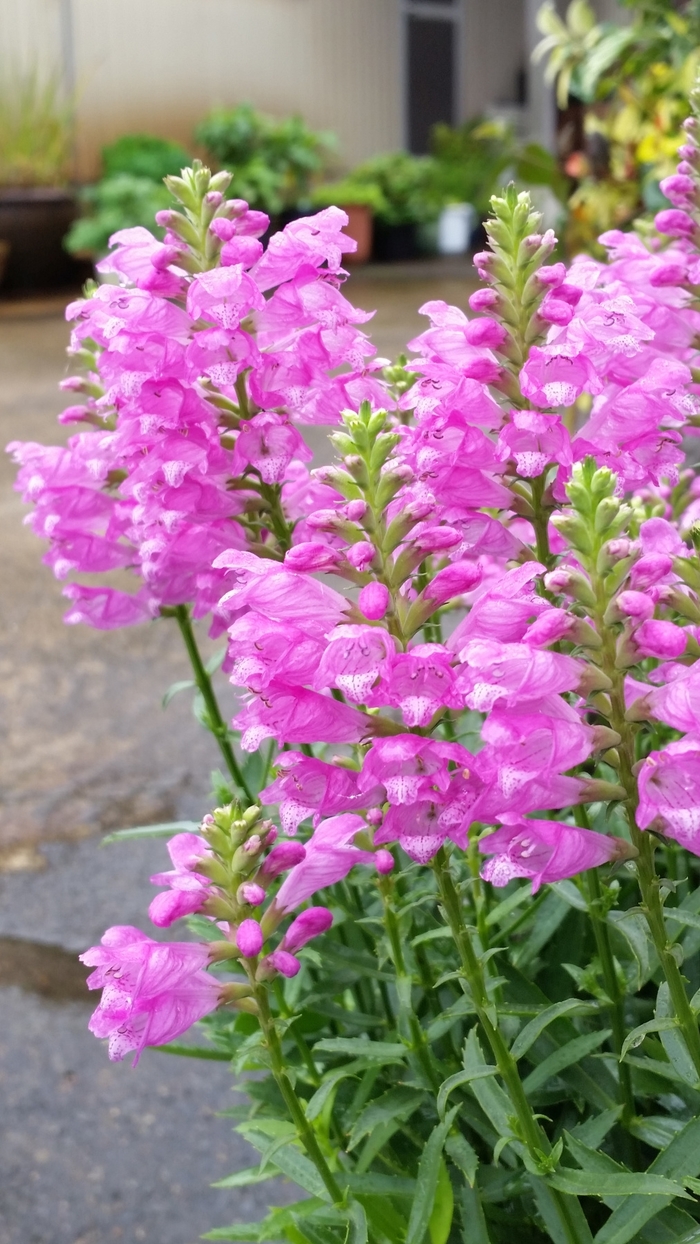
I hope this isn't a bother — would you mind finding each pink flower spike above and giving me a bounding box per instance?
[236,919,264,958]
[479,820,634,892]
[637,739,700,850]
[80,927,221,1064]
[282,907,333,953]
[359,582,390,620]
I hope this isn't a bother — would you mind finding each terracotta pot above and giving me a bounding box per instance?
[0,188,87,293]
[339,203,373,264]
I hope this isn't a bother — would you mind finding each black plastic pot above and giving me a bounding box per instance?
[372,221,420,262]
[0,188,89,293]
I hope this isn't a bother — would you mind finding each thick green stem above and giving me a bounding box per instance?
[530,473,555,572]
[172,605,254,803]
[254,982,345,1204]
[433,848,591,1244]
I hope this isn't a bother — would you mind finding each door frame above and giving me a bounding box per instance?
[399,0,467,152]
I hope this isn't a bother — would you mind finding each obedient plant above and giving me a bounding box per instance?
[10,83,700,1240]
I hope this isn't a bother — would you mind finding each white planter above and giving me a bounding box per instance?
[437,202,476,255]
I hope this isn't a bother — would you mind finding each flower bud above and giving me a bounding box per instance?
[258,949,301,979]
[375,849,395,874]
[544,567,597,607]
[635,619,687,659]
[655,208,695,239]
[205,190,224,208]
[468,288,499,311]
[236,919,264,958]
[425,560,482,605]
[259,841,306,879]
[629,553,672,591]
[464,318,507,348]
[344,499,368,522]
[282,907,333,953]
[358,581,390,620]
[536,263,567,288]
[238,882,265,906]
[613,590,654,621]
[284,542,341,572]
[347,541,377,571]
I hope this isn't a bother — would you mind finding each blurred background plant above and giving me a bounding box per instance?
[195,102,334,217]
[535,0,700,254]
[0,69,73,187]
[64,134,191,257]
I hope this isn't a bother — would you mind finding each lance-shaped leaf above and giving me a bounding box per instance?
[405,1109,458,1244]
[523,1030,611,1095]
[594,1115,700,1244]
[511,1000,598,1062]
[348,1086,425,1151]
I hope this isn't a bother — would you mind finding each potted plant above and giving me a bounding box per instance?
[195,103,334,228]
[333,152,438,261]
[64,134,191,261]
[0,69,82,293]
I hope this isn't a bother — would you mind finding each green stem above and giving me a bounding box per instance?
[254,981,345,1204]
[172,605,254,803]
[530,473,555,572]
[378,873,442,1094]
[433,848,591,1244]
[578,858,636,1131]
[588,582,700,1079]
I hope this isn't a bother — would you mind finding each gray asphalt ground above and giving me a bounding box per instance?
[0,259,475,1244]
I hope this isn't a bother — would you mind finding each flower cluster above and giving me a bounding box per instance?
[8,164,388,629]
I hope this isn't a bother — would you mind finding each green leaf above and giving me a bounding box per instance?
[313,1038,406,1061]
[513,891,568,970]
[212,1165,280,1188]
[445,1132,479,1188]
[608,910,652,990]
[463,1029,513,1139]
[426,995,476,1042]
[305,1064,364,1123]
[664,909,700,933]
[346,1173,415,1198]
[428,1158,454,1244]
[101,819,200,844]
[569,1107,621,1151]
[239,1131,333,1202]
[576,26,636,100]
[405,1109,457,1244]
[348,1087,425,1151]
[656,983,700,1088]
[153,1042,231,1060]
[202,1199,326,1241]
[594,1115,700,1244]
[564,1130,624,1176]
[437,1067,497,1120]
[549,880,589,912]
[548,1171,691,1200]
[162,677,194,708]
[629,1117,688,1152]
[411,928,453,948]
[459,1183,493,1244]
[522,1029,611,1095]
[510,1000,598,1062]
[347,1201,367,1244]
[621,1018,678,1061]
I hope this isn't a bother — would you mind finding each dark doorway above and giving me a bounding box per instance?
[406,9,458,154]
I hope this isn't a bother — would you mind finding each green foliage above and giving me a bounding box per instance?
[534,0,700,252]
[195,103,334,214]
[101,133,191,182]
[316,152,438,227]
[428,117,515,217]
[0,68,73,187]
[63,174,171,257]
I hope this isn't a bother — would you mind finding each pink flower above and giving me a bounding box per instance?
[424,560,482,606]
[497,410,572,477]
[655,208,695,238]
[380,644,461,727]
[637,738,700,851]
[315,625,396,702]
[148,833,212,927]
[648,664,700,733]
[379,801,447,863]
[234,682,369,750]
[360,735,471,805]
[455,639,583,712]
[186,266,265,329]
[259,840,307,880]
[449,564,548,648]
[261,753,378,833]
[231,412,311,484]
[634,620,687,660]
[520,345,603,408]
[274,814,378,912]
[479,820,633,892]
[80,926,221,1064]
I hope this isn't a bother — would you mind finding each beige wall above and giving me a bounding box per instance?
[1,0,572,181]
[2,0,404,179]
